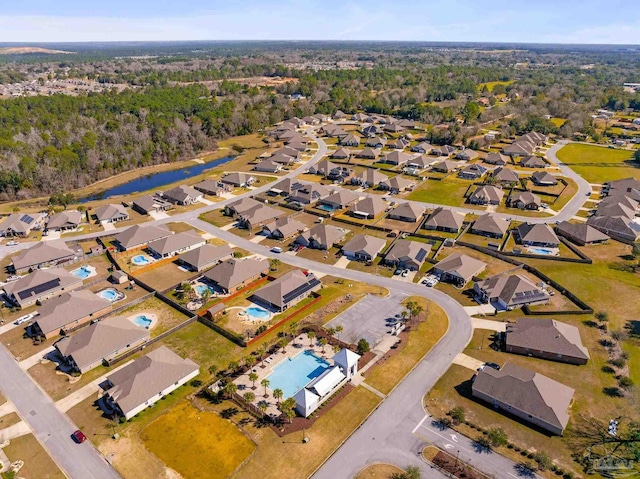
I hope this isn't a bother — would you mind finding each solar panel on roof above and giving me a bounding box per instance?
[282,278,321,304]
[415,248,428,262]
[20,214,34,225]
[17,278,61,299]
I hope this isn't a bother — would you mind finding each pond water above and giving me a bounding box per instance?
[82,155,235,201]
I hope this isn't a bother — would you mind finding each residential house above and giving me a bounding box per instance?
[604,177,640,200]
[432,145,456,156]
[485,152,509,166]
[469,185,504,205]
[531,171,558,186]
[458,163,488,180]
[326,165,355,183]
[254,161,283,173]
[383,123,404,134]
[348,197,387,219]
[31,290,112,339]
[55,315,151,374]
[220,172,255,188]
[203,258,270,293]
[46,210,83,232]
[457,149,479,161]
[333,110,347,120]
[509,191,541,210]
[339,133,361,147]
[309,159,338,176]
[503,139,536,158]
[492,167,519,184]
[431,160,459,173]
[379,176,414,194]
[288,184,331,205]
[262,216,306,239]
[132,194,173,215]
[330,148,352,160]
[505,318,590,365]
[431,253,487,286]
[357,147,380,160]
[351,168,388,188]
[2,268,84,309]
[411,142,433,154]
[274,146,302,160]
[586,202,640,243]
[322,125,348,138]
[384,240,431,270]
[147,230,205,258]
[11,240,78,273]
[227,198,285,231]
[519,155,546,168]
[269,153,296,166]
[269,178,302,197]
[423,207,465,233]
[0,213,45,237]
[472,362,574,435]
[515,223,560,247]
[104,346,199,420]
[163,185,203,205]
[365,137,386,148]
[388,138,409,150]
[319,190,360,210]
[470,214,510,239]
[114,224,173,251]
[94,204,129,224]
[381,150,413,167]
[342,234,386,262]
[295,224,346,250]
[251,270,321,312]
[178,244,233,272]
[474,274,550,310]
[361,124,381,137]
[554,221,609,246]
[388,202,425,223]
[405,155,436,170]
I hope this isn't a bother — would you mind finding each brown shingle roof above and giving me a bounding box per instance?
[506,318,589,362]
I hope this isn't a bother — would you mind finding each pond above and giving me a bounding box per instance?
[82,155,235,201]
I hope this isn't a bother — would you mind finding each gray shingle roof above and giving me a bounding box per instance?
[506,317,589,361]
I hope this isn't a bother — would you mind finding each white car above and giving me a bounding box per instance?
[15,313,34,325]
[270,247,283,253]
[5,241,19,246]
[5,275,20,282]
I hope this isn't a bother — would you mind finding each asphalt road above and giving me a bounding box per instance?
[0,345,121,479]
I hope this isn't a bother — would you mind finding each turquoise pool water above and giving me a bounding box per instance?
[131,255,151,266]
[98,288,119,301]
[246,306,270,319]
[133,315,152,328]
[195,284,215,296]
[317,204,335,212]
[266,350,330,398]
[529,247,554,255]
[70,266,92,279]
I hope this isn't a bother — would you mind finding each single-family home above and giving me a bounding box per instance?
[333,110,347,120]
[423,207,465,233]
[458,163,488,180]
[515,223,560,247]
[405,155,435,170]
[322,125,348,138]
[365,137,386,148]
[411,142,433,154]
[388,138,409,150]
[251,270,322,312]
[31,290,112,339]
[94,204,129,224]
[147,230,206,258]
[554,221,609,246]
[384,239,431,270]
[221,172,255,188]
[178,244,233,272]
[339,133,361,147]
[472,362,574,435]
[268,153,296,166]
[289,184,331,205]
[432,145,456,157]
[432,160,459,173]
[357,147,380,160]
[319,190,360,211]
[503,140,535,157]
[348,196,387,219]
[604,177,640,200]
[2,268,84,309]
[492,167,519,184]
[309,159,338,176]
[342,234,386,262]
[132,194,173,215]
[469,185,504,205]
[0,213,45,238]
[114,224,173,251]
[505,318,590,365]
[203,258,270,293]
[379,176,415,194]
[274,146,302,160]
[254,160,283,173]
[431,253,487,286]
[457,149,479,161]
[351,169,388,188]
[383,123,405,134]
[474,274,550,310]
[163,185,203,205]
[262,216,306,239]
[104,346,199,420]
[11,240,79,273]
[295,224,346,250]
[55,315,150,373]
[380,150,413,167]
[470,214,510,239]
[388,202,426,223]
[330,148,352,160]
[531,171,558,186]
[361,124,381,137]
[519,155,546,168]
[587,211,640,243]
[509,191,541,210]
[227,198,285,231]
[192,180,233,197]
[46,210,84,232]
[484,152,509,166]
[268,178,300,197]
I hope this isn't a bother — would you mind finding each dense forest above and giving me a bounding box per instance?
[0,42,639,200]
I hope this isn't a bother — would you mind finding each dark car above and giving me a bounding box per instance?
[484,362,501,371]
[72,430,87,444]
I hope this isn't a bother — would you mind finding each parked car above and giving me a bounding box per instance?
[271,247,283,253]
[5,275,20,282]
[15,313,35,325]
[394,268,402,275]
[5,241,19,246]
[71,430,87,444]
[484,362,501,371]
[401,269,409,277]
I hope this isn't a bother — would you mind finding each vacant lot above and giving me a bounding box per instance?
[556,143,636,182]
[2,434,65,479]
[141,402,255,479]
[407,178,473,207]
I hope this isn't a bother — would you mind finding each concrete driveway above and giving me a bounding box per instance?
[325,291,409,347]
[453,353,484,371]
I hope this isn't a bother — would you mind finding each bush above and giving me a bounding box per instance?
[448,406,465,425]
[357,338,371,355]
[119,416,126,424]
[190,379,203,388]
[533,452,553,471]
[610,357,627,368]
[618,376,634,389]
[487,427,508,447]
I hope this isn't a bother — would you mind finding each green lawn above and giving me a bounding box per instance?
[407,178,473,207]
[477,80,514,92]
[556,143,637,183]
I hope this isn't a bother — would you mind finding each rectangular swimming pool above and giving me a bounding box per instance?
[266,350,330,398]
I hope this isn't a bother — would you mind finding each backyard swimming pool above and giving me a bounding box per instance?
[528,247,555,255]
[195,284,215,296]
[97,288,124,302]
[266,350,330,398]
[245,306,270,320]
[70,266,94,279]
[131,255,152,266]
[317,204,335,212]
[133,315,153,328]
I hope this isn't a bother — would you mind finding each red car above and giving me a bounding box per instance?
[72,430,87,444]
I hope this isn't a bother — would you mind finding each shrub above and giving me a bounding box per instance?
[448,406,465,425]
[618,376,634,389]
[533,452,553,471]
[119,416,126,424]
[190,379,203,388]
[357,338,370,355]
[487,427,508,447]
[610,357,627,368]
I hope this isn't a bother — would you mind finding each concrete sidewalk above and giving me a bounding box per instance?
[452,353,484,371]
[0,421,31,442]
[19,346,55,371]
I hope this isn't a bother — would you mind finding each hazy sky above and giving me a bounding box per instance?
[0,0,638,44]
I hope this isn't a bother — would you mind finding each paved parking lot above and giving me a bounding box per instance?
[326,290,409,347]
